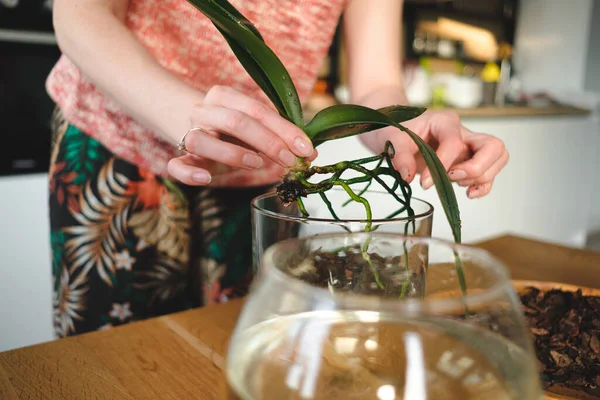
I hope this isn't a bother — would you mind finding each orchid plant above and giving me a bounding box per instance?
[185,0,467,298]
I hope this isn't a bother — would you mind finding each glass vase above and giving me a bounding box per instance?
[251,188,433,274]
[226,232,544,400]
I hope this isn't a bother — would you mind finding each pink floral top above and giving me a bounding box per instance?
[46,0,346,184]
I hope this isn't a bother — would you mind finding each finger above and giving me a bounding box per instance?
[211,163,285,187]
[456,151,509,186]
[185,127,265,170]
[467,181,493,199]
[448,133,506,181]
[391,147,417,183]
[167,155,212,186]
[193,105,298,167]
[420,133,464,189]
[305,148,319,162]
[203,85,314,157]
[417,112,464,189]
[379,130,418,183]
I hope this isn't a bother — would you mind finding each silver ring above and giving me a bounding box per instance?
[178,127,205,152]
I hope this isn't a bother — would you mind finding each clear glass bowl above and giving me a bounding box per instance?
[251,188,434,274]
[226,232,544,400]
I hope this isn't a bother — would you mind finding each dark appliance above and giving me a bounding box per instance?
[0,0,60,176]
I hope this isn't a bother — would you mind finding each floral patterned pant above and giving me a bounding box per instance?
[49,110,269,338]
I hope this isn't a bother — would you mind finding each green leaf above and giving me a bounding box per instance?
[306,105,461,243]
[304,104,426,147]
[217,28,287,117]
[185,0,304,127]
[395,124,462,243]
[208,0,265,41]
[379,105,428,123]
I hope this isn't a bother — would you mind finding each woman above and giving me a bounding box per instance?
[48,0,508,337]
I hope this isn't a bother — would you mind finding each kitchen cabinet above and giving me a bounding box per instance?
[0,173,53,352]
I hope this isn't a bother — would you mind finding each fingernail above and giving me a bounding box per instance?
[449,169,467,180]
[467,185,481,198]
[192,172,211,184]
[399,167,410,181]
[294,137,313,156]
[242,153,263,168]
[279,149,297,167]
[422,177,433,190]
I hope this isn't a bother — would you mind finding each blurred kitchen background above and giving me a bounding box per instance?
[0,0,599,351]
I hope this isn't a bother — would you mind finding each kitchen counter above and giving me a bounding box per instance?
[304,94,592,120]
[1,234,599,399]
[440,104,592,118]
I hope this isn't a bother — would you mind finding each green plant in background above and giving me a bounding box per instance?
[185,0,466,298]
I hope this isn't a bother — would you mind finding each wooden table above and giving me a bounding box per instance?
[1,234,599,399]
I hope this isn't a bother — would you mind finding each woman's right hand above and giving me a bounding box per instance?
[53,1,313,186]
[167,85,315,185]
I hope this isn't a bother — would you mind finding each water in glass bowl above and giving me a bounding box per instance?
[226,310,541,400]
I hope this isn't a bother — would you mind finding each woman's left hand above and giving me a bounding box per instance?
[374,110,509,199]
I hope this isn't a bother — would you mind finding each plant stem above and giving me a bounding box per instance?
[331,182,384,290]
[319,192,340,221]
[360,235,385,290]
[335,181,372,231]
[399,281,409,299]
[296,197,308,217]
[363,251,385,290]
[454,251,470,317]
[341,151,387,207]
[284,141,432,298]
